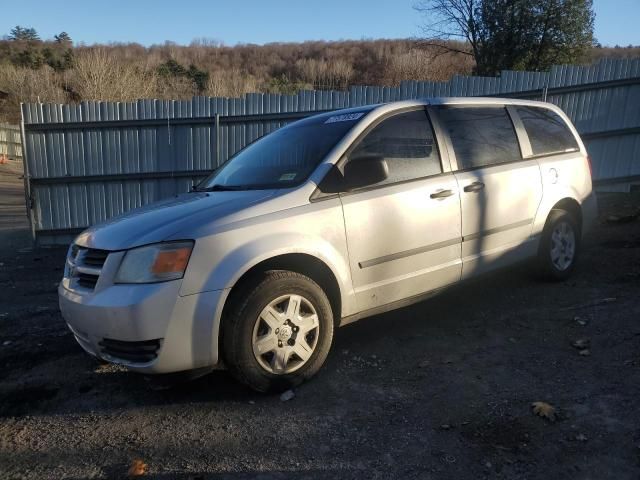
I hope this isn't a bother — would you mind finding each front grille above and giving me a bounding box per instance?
[99,338,162,363]
[77,272,99,289]
[68,246,110,291]
[82,249,109,267]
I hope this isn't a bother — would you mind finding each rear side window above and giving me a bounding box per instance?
[348,109,441,185]
[516,106,579,156]
[437,106,521,169]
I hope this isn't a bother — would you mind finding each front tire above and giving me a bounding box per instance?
[536,209,580,281]
[222,270,334,392]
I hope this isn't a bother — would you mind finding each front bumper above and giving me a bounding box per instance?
[59,281,228,374]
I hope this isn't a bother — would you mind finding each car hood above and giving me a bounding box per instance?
[74,190,276,250]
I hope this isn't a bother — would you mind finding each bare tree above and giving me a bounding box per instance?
[415,0,595,75]
[206,68,259,98]
[414,1,477,57]
[0,65,66,122]
[296,58,354,90]
[70,48,157,101]
[382,47,473,85]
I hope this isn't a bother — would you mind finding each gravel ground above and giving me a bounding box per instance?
[0,191,639,479]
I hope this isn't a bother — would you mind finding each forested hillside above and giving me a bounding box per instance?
[0,27,638,123]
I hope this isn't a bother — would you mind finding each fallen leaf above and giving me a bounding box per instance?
[531,401,557,422]
[280,389,295,402]
[418,359,430,368]
[575,433,588,442]
[571,338,590,349]
[573,316,588,326]
[578,349,591,356]
[128,459,147,478]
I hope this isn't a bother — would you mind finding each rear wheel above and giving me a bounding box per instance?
[536,209,580,280]
[222,270,334,392]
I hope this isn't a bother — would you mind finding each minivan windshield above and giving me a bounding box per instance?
[197,109,372,191]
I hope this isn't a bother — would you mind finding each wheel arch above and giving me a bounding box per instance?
[533,188,585,240]
[220,253,343,335]
[548,197,583,234]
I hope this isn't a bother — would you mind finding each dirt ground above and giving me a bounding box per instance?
[0,188,639,480]
[0,158,29,243]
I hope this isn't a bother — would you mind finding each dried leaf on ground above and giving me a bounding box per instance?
[578,349,591,356]
[531,401,557,421]
[571,338,590,349]
[280,389,295,402]
[573,316,588,326]
[128,459,147,478]
[418,359,430,368]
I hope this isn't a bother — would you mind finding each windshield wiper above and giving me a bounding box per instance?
[198,184,247,192]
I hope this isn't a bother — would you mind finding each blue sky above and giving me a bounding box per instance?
[1,0,638,47]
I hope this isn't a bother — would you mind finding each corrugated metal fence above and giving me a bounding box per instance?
[0,123,22,165]
[21,57,640,244]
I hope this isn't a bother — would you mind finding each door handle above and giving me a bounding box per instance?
[463,182,485,193]
[430,189,454,199]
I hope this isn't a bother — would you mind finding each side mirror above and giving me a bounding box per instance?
[343,154,388,190]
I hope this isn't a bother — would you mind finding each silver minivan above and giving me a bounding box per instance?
[59,98,597,392]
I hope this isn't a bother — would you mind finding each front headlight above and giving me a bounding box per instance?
[115,241,194,284]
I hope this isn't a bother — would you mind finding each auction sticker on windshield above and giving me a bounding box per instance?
[324,112,365,124]
[279,173,297,181]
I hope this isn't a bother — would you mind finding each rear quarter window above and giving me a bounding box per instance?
[516,106,579,157]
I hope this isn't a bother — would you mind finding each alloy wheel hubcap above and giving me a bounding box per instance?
[252,294,320,374]
[550,221,576,271]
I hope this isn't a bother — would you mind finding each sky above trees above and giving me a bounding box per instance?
[1,0,638,47]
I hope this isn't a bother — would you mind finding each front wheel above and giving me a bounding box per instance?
[222,271,334,392]
[536,209,580,281]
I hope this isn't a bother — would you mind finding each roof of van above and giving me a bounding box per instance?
[291,97,570,131]
[370,97,558,108]
[358,97,568,120]
[299,98,562,121]
[427,97,556,107]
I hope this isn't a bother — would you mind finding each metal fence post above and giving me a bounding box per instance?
[19,106,37,243]
[215,113,220,167]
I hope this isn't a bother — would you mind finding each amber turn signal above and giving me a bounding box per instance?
[152,247,192,274]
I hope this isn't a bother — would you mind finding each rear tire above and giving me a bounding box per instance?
[222,270,334,393]
[536,209,580,281]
